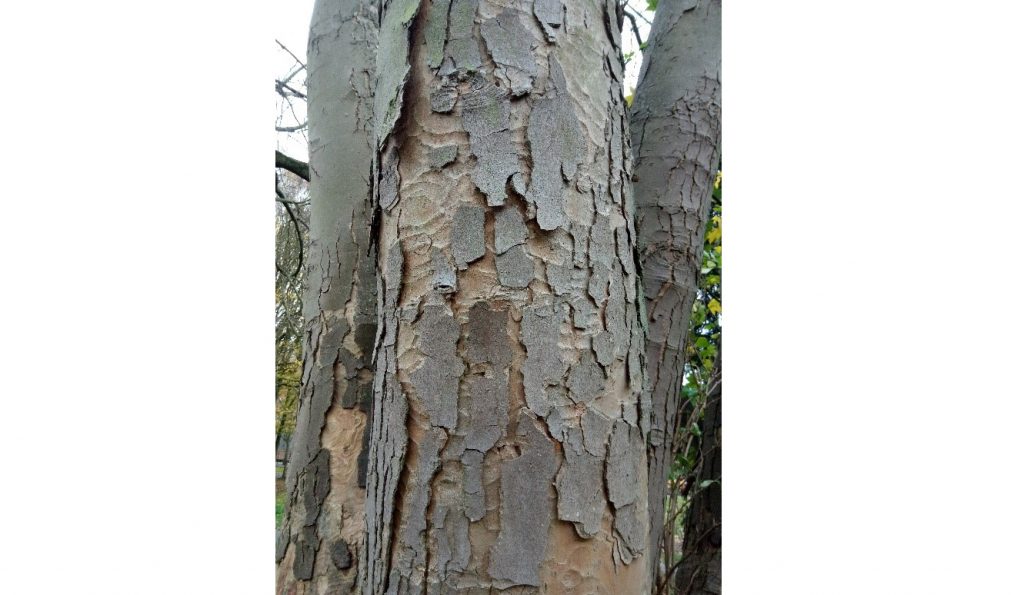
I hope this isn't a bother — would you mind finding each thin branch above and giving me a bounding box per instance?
[281,93,308,144]
[280,64,305,86]
[276,121,308,133]
[275,80,307,100]
[625,3,652,26]
[277,184,305,278]
[276,150,309,181]
[275,39,305,69]
[623,9,645,49]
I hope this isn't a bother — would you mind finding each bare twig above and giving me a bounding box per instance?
[275,150,309,181]
[275,79,307,100]
[625,3,652,26]
[279,64,305,86]
[276,184,305,278]
[276,121,308,133]
[623,9,645,49]
[275,39,305,69]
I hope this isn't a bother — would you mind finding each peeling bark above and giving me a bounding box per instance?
[360,1,650,592]
[277,0,379,593]
[628,0,722,576]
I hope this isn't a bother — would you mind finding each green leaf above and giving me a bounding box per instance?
[699,479,718,489]
[646,0,659,11]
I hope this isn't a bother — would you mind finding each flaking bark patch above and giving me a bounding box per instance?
[555,427,606,538]
[302,448,332,526]
[431,248,457,294]
[429,76,459,113]
[294,525,320,580]
[567,350,604,404]
[465,302,513,369]
[379,145,401,211]
[452,204,486,269]
[461,75,518,206]
[533,0,562,43]
[613,501,647,562]
[495,244,534,289]
[581,407,613,458]
[428,144,458,170]
[362,243,408,594]
[592,330,615,368]
[374,0,421,146]
[394,427,446,577]
[493,205,528,255]
[481,10,538,96]
[462,449,486,521]
[606,420,648,564]
[464,374,508,452]
[331,539,353,570]
[488,411,557,587]
[424,0,452,70]
[520,302,568,418]
[410,306,464,429]
[606,420,644,509]
[526,57,585,230]
[445,0,482,72]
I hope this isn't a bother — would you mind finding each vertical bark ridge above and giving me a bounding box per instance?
[362,0,651,593]
[627,0,722,581]
[277,1,380,593]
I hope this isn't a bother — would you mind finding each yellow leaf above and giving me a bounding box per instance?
[708,298,722,314]
[706,226,721,244]
[714,171,722,189]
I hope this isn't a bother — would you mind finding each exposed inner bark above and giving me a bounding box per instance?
[361,1,651,593]
[277,1,379,593]
[628,0,722,579]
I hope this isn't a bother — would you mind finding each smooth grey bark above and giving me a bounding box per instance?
[628,0,722,581]
[361,1,650,593]
[276,0,379,592]
[676,353,721,595]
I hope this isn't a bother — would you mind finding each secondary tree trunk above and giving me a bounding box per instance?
[628,0,721,578]
[676,353,721,595]
[360,0,651,592]
[276,1,379,592]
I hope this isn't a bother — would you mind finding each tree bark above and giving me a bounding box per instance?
[676,353,721,595]
[628,0,721,578]
[276,0,379,592]
[360,1,650,592]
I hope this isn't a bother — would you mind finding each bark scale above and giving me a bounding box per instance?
[361,0,651,592]
[277,1,379,592]
[628,0,722,578]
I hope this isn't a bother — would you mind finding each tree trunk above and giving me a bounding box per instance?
[628,0,721,578]
[277,0,379,592]
[676,354,721,595]
[361,0,651,592]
